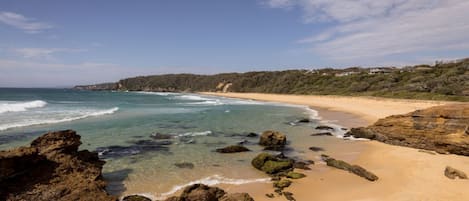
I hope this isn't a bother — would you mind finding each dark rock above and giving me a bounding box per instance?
[321,154,378,181]
[346,104,469,156]
[315,125,334,130]
[165,184,226,201]
[309,146,325,152]
[259,130,287,149]
[444,166,467,179]
[122,195,152,201]
[310,132,333,136]
[265,193,274,198]
[216,145,250,153]
[150,132,173,140]
[0,130,116,201]
[246,132,259,137]
[283,191,296,201]
[297,118,310,123]
[286,172,306,179]
[96,140,171,159]
[174,162,195,169]
[293,161,313,170]
[273,179,292,190]
[219,193,254,201]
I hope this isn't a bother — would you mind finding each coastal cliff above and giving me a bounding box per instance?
[346,104,469,156]
[0,130,117,201]
[74,58,469,101]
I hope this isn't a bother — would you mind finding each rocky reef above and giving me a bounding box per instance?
[0,130,116,201]
[345,104,469,156]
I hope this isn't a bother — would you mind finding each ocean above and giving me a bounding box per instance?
[0,88,350,199]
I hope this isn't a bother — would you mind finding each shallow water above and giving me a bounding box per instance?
[0,88,352,199]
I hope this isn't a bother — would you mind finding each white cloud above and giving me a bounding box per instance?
[12,48,86,59]
[265,0,469,65]
[0,11,53,33]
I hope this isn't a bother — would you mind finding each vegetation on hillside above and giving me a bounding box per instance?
[75,58,469,101]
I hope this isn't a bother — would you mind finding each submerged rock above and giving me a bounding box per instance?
[96,140,171,159]
[345,104,469,156]
[246,132,259,137]
[0,130,116,201]
[297,118,310,123]
[321,154,378,181]
[150,132,173,140]
[309,146,325,152]
[310,132,333,137]
[216,145,250,153]
[444,166,468,179]
[122,195,152,201]
[315,125,335,130]
[174,162,195,169]
[259,130,287,150]
[251,153,293,174]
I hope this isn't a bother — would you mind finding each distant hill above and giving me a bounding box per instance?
[74,58,469,101]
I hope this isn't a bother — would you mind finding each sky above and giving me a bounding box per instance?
[0,0,468,87]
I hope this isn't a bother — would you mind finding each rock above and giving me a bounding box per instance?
[293,161,313,170]
[219,193,254,201]
[174,162,195,169]
[321,154,378,181]
[122,195,152,201]
[165,184,227,201]
[216,145,250,153]
[259,130,287,149]
[246,132,259,137]
[418,149,436,155]
[315,125,334,130]
[0,130,116,201]
[273,179,292,189]
[251,153,293,174]
[310,132,333,136]
[444,166,468,179]
[265,193,275,198]
[297,118,310,123]
[346,104,469,156]
[309,146,325,152]
[286,172,306,179]
[283,191,296,201]
[150,132,173,140]
[96,140,171,159]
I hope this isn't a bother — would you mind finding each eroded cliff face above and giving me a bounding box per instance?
[0,130,116,201]
[347,104,469,156]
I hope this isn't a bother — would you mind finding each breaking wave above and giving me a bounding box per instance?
[0,100,47,114]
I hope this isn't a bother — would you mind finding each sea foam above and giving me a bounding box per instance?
[0,107,119,131]
[0,100,47,114]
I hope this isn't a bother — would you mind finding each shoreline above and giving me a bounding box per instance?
[200,92,469,201]
[200,92,454,125]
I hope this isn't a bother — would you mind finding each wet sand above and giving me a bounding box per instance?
[202,92,469,201]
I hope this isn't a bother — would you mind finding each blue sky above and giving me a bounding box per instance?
[1,0,468,87]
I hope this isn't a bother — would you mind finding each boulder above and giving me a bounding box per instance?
[251,153,293,174]
[219,193,254,201]
[216,145,250,153]
[286,172,306,179]
[0,130,116,201]
[346,104,469,156]
[321,154,378,181]
[259,130,287,149]
[122,195,152,201]
[444,166,468,179]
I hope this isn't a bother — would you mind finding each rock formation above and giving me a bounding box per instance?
[345,104,469,156]
[321,154,378,181]
[164,184,254,201]
[0,130,116,201]
[259,130,286,150]
[444,166,468,179]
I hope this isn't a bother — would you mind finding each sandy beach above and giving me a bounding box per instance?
[202,92,469,201]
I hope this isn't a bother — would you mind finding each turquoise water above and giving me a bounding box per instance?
[0,88,345,199]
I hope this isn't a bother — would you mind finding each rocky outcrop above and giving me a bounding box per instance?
[251,153,293,174]
[259,130,286,150]
[164,184,254,201]
[444,166,468,179]
[321,155,378,181]
[345,104,469,156]
[216,145,250,153]
[0,130,116,201]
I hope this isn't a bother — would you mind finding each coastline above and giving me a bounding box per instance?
[201,92,469,201]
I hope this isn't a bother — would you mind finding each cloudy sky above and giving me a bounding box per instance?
[1,0,468,87]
